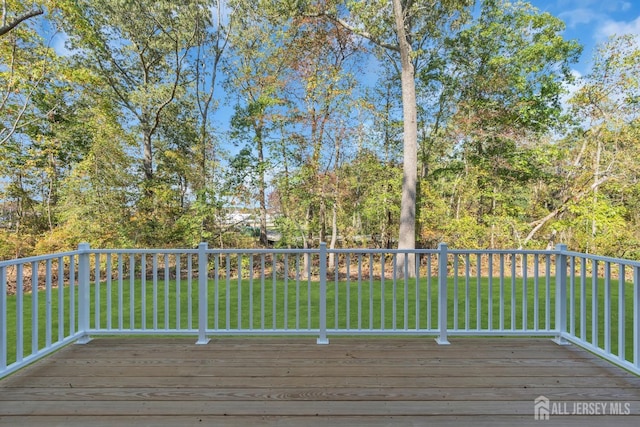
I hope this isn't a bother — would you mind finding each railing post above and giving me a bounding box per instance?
[317,242,329,345]
[76,243,92,344]
[634,266,640,369]
[1,266,6,370]
[196,242,210,345]
[436,243,450,345]
[553,244,569,345]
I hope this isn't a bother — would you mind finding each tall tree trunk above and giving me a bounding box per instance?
[393,0,417,276]
[142,125,154,182]
[256,125,268,247]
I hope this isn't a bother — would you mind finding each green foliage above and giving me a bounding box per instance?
[0,1,639,258]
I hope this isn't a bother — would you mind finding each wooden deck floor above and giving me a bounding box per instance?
[1,337,640,426]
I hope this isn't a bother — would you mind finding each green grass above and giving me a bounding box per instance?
[2,274,638,367]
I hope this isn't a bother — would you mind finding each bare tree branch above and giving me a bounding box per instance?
[0,8,43,37]
[305,11,400,52]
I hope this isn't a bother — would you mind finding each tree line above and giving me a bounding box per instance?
[0,0,638,260]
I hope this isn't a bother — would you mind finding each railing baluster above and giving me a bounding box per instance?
[250,254,255,330]
[534,254,539,331]
[215,253,220,331]
[404,253,409,331]
[465,254,470,330]
[271,254,276,330]
[295,254,299,330]
[357,254,362,330]
[238,254,243,330]
[176,254,181,330]
[106,254,112,331]
[392,253,397,331]
[453,255,459,331]
[95,254,101,330]
[580,257,586,342]
[164,253,170,330]
[522,254,527,331]
[16,264,23,362]
[1,266,7,370]
[152,254,158,331]
[58,257,64,341]
[369,253,373,330]
[128,254,135,331]
[117,254,123,331]
[499,253,504,330]
[545,255,551,331]
[141,254,146,330]
[335,252,339,329]
[306,253,311,330]
[618,263,625,361]
[380,255,385,330]
[476,253,481,330]
[226,254,231,330]
[427,254,432,330]
[414,253,419,331]
[604,261,611,354]
[261,254,265,330]
[317,243,328,344]
[31,261,38,355]
[511,254,516,331]
[634,266,640,368]
[488,253,493,331]
[569,256,575,337]
[45,259,52,347]
[592,260,598,348]
[187,255,193,329]
[346,254,351,330]
[283,254,288,330]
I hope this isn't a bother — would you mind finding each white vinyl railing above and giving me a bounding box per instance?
[1,242,639,378]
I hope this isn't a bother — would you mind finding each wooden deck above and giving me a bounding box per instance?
[1,338,640,426]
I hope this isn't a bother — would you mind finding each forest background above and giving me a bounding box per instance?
[0,0,638,260]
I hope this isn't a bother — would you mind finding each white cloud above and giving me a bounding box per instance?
[559,8,601,28]
[597,15,640,40]
[50,31,76,57]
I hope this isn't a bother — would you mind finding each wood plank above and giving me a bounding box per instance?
[14,364,628,378]
[0,400,597,416]
[2,416,640,427]
[5,372,640,389]
[1,386,639,402]
[3,374,640,389]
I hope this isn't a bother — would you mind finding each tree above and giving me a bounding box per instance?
[59,2,209,179]
[310,0,473,274]
[549,35,640,254]
[58,0,213,243]
[0,1,43,37]
[225,0,291,246]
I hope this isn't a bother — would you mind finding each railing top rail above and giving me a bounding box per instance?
[563,250,640,268]
[0,250,81,268]
[329,248,438,254]
[93,248,199,255]
[3,245,638,268]
[447,249,554,256]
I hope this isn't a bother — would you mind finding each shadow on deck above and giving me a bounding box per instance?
[1,337,640,426]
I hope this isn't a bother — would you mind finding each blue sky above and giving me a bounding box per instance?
[529,0,640,74]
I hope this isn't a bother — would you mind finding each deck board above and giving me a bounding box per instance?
[1,337,639,426]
